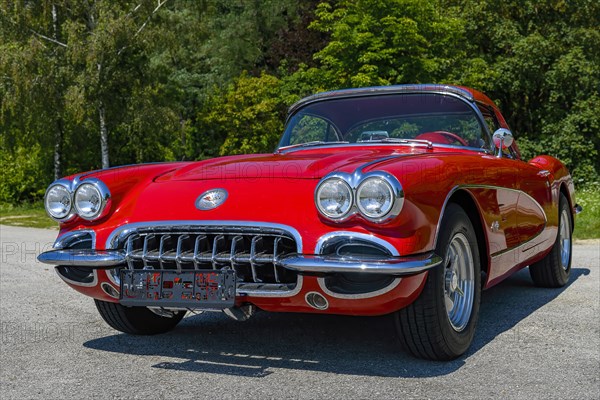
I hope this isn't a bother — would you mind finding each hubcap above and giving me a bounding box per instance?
[444,232,475,332]
[559,208,571,270]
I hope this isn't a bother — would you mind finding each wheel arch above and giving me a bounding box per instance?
[559,183,575,232]
[436,188,490,286]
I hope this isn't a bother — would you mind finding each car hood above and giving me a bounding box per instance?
[156,147,427,182]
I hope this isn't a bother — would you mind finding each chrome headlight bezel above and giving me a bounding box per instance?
[315,177,354,221]
[44,180,75,222]
[355,173,404,222]
[73,178,111,221]
[314,171,404,224]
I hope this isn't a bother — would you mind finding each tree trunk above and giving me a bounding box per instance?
[51,3,63,179]
[54,118,63,179]
[99,100,110,168]
[180,113,186,161]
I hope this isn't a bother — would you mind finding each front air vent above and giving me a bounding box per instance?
[118,227,299,285]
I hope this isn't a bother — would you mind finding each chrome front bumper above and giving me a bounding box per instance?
[37,249,442,276]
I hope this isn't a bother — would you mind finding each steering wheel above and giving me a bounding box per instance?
[415,131,469,147]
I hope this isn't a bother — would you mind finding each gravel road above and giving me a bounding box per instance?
[1,225,599,399]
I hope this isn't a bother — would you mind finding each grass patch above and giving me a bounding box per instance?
[573,186,600,240]
[0,203,58,229]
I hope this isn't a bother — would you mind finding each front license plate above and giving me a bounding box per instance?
[119,269,236,309]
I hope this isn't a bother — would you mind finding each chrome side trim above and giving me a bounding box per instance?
[317,277,402,299]
[105,221,303,252]
[433,184,548,249]
[53,229,97,249]
[38,249,125,267]
[54,268,98,288]
[490,229,546,258]
[315,231,399,256]
[279,253,441,275]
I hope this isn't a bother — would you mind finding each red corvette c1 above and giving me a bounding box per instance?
[38,84,581,360]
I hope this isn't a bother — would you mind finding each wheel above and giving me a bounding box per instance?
[529,193,572,287]
[394,203,481,360]
[94,299,186,335]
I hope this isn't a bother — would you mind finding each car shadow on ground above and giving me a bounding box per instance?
[84,267,590,378]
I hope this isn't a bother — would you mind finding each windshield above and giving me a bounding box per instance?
[279,93,490,150]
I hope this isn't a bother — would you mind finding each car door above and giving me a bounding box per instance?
[516,161,551,244]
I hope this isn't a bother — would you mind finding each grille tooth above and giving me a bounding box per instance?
[142,235,156,269]
[175,235,189,272]
[273,236,281,283]
[250,236,263,283]
[212,235,225,270]
[193,235,208,270]
[158,235,172,269]
[119,227,298,284]
[125,235,135,270]
[230,235,243,270]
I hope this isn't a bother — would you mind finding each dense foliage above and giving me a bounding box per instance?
[1,0,598,204]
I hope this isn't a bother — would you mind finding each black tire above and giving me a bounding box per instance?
[394,203,481,360]
[94,299,186,335]
[529,193,572,288]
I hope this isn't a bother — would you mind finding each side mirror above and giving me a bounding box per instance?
[492,128,514,157]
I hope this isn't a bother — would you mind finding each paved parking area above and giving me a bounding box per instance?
[1,225,599,399]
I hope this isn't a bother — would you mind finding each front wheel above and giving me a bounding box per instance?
[94,299,186,335]
[394,203,481,360]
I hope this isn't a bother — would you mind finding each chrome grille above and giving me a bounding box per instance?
[119,227,298,285]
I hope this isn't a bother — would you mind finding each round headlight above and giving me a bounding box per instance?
[316,178,353,219]
[74,181,110,220]
[44,184,72,220]
[356,177,395,219]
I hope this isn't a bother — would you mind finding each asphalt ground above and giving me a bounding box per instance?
[0,225,599,399]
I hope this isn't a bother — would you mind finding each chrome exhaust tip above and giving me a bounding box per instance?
[223,304,257,321]
[305,291,329,310]
[101,282,119,299]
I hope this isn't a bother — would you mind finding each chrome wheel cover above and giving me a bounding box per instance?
[559,208,572,270]
[443,232,475,332]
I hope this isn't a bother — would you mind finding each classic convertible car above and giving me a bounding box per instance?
[38,84,580,360]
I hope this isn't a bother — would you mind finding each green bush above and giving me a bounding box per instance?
[0,144,49,204]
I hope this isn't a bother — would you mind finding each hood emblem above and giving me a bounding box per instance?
[196,189,228,210]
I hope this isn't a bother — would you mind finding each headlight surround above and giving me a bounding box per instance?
[315,178,353,219]
[44,183,73,221]
[315,171,404,223]
[356,177,395,219]
[73,179,111,221]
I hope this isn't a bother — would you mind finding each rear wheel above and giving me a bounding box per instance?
[529,193,572,287]
[94,299,186,335]
[394,203,481,360]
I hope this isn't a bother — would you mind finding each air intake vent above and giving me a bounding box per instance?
[119,227,298,285]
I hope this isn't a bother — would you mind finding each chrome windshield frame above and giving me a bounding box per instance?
[278,87,495,154]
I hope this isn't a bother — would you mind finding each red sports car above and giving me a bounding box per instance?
[38,84,581,360]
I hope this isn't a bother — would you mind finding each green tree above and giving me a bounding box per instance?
[449,0,600,184]
[307,0,469,88]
